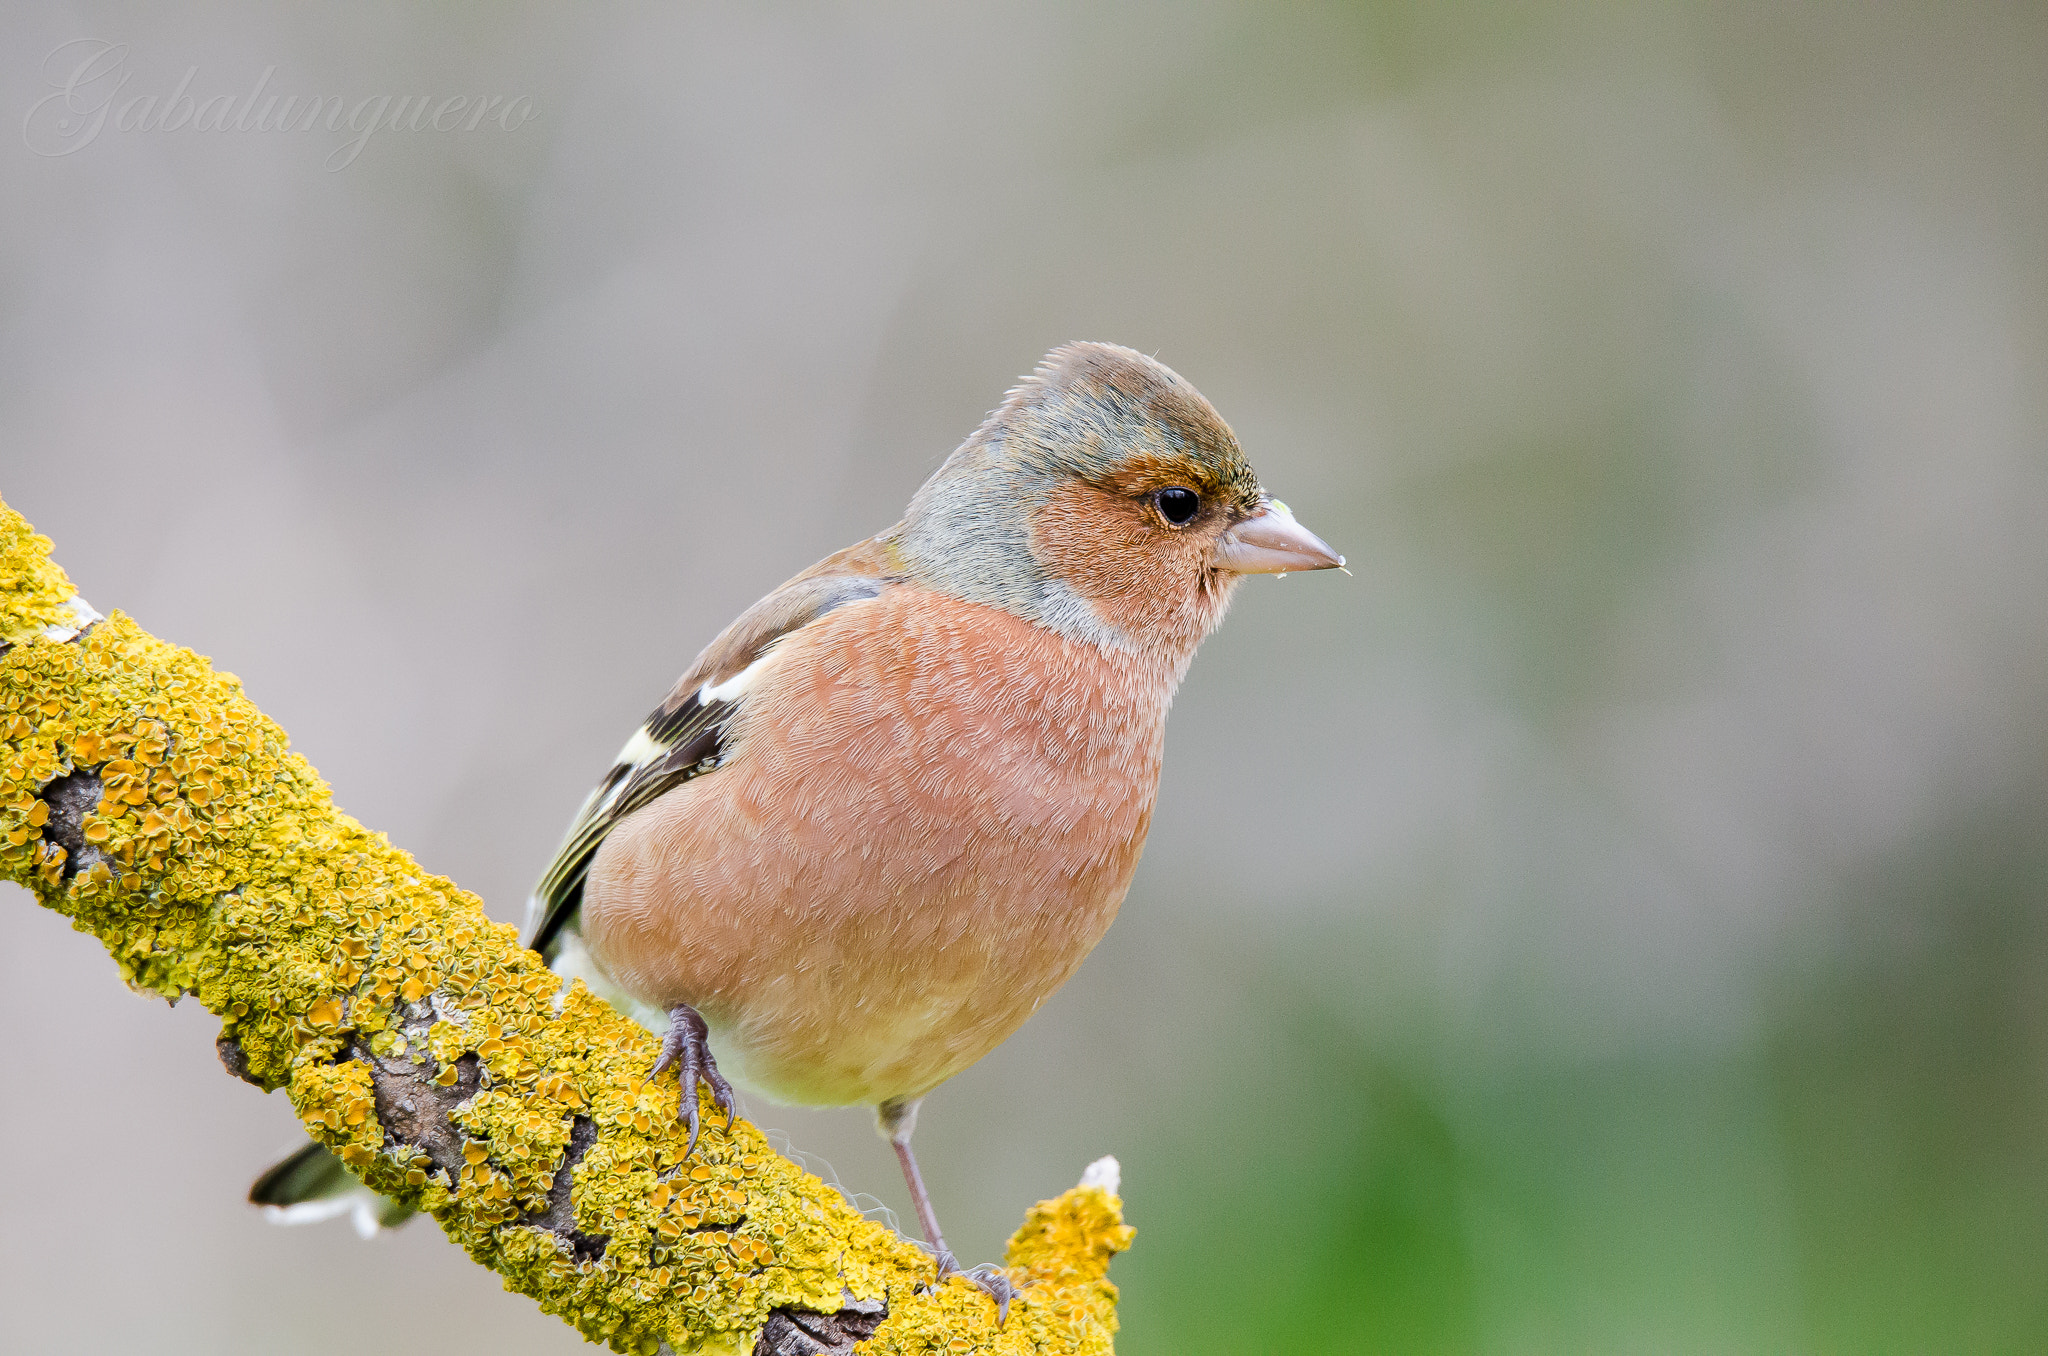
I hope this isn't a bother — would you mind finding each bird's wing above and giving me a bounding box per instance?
[524,568,897,958]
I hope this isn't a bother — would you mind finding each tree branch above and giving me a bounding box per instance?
[0,498,1132,1356]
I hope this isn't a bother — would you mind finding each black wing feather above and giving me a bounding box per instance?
[523,574,891,960]
[525,693,732,957]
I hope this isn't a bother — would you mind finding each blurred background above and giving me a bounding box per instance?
[5,2,2048,1352]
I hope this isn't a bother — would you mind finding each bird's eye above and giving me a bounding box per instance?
[1155,487,1200,525]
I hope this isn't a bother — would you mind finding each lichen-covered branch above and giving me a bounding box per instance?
[0,499,1132,1356]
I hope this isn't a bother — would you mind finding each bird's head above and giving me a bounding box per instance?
[892,342,1343,664]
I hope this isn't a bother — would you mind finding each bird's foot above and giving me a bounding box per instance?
[649,1002,735,1158]
[932,1249,1019,1326]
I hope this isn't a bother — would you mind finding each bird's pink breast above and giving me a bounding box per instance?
[582,586,1178,1107]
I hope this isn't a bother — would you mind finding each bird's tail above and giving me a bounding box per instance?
[248,1140,418,1237]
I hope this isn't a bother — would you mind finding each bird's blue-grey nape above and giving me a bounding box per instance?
[889,342,1260,649]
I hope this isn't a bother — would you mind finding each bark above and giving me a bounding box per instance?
[0,498,1131,1356]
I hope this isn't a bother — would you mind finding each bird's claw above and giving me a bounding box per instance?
[650,1002,735,1158]
[932,1249,1019,1326]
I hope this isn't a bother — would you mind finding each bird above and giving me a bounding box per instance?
[251,341,1343,1314]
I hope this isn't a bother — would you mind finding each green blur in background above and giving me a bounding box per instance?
[6,2,2048,1353]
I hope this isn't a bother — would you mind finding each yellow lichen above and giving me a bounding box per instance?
[0,503,87,646]
[0,496,1130,1354]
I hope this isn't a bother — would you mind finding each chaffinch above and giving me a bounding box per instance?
[253,341,1342,1311]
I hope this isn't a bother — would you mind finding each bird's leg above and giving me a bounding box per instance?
[876,1097,1019,1325]
[650,1002,735,1158]
[877,1098,953,1264]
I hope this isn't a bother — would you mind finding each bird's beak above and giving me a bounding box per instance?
[1212,499,1345,575]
